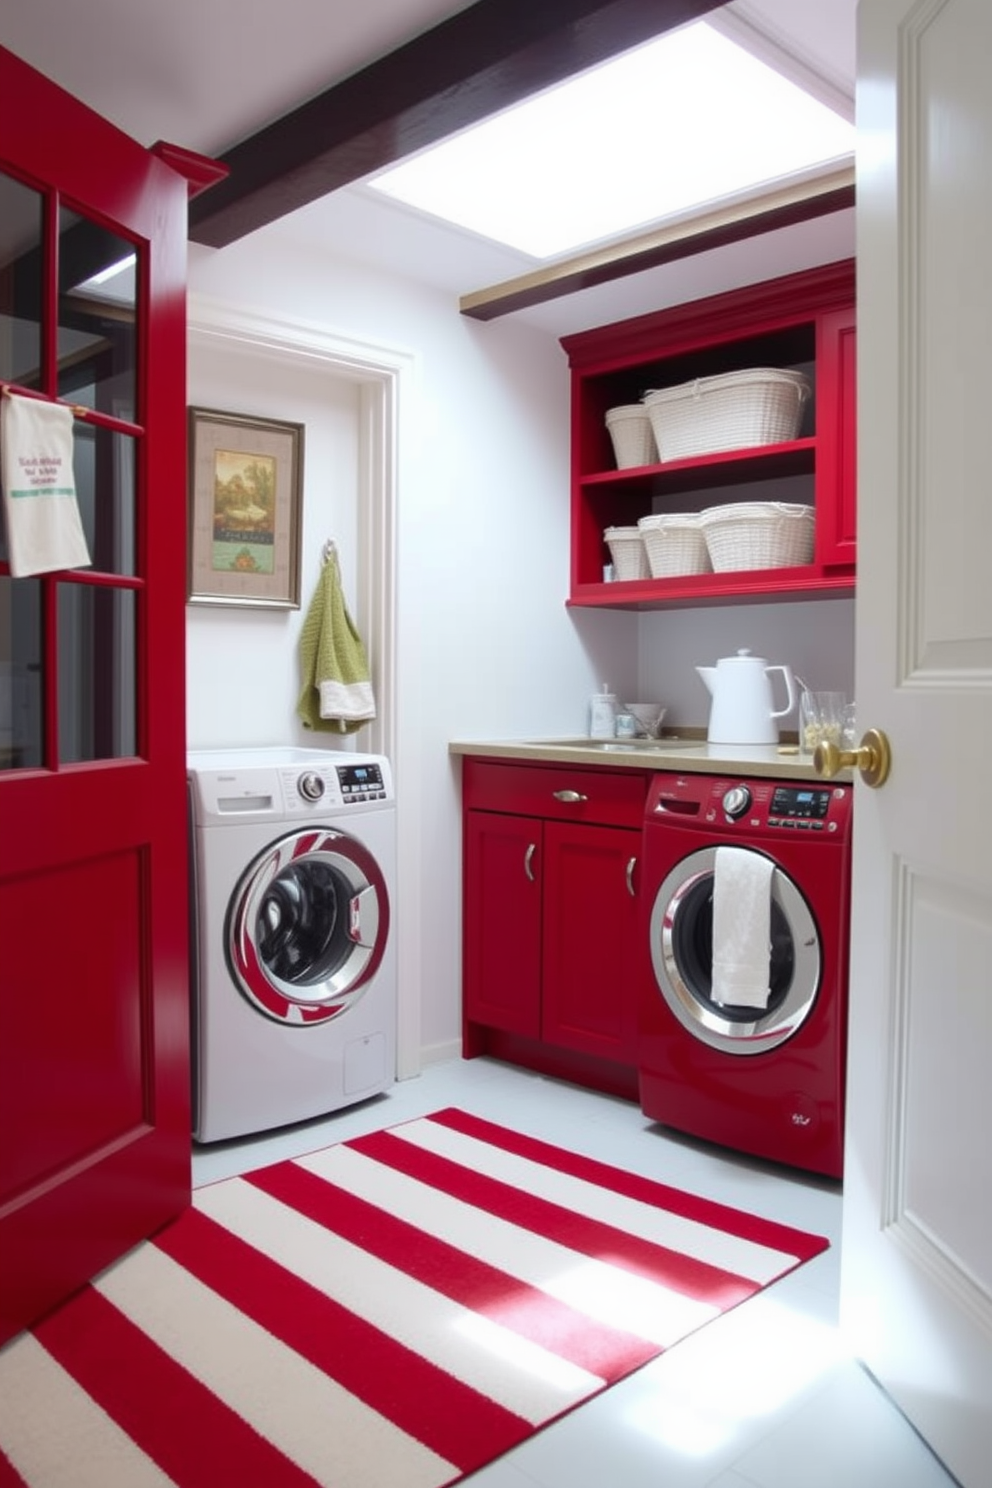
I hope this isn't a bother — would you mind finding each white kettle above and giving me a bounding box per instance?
[696,648,797,745]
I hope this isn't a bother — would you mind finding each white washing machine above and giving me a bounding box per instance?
[187,746,396,1143]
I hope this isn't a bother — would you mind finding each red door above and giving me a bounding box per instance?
[0,47,192,1343]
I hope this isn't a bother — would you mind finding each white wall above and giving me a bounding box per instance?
[638,598,855,727]
[186,338,364,748]
[636,467,856,726]
[185,211,856,1070]
[186,228,634,1068]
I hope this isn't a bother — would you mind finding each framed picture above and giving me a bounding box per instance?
[187,406,304,608]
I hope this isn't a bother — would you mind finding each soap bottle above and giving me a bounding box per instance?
[589,684,618,739]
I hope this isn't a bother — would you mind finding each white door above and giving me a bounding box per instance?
[841,1,992,1483]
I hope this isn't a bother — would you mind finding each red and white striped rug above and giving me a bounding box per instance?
[0,1107,827,1488]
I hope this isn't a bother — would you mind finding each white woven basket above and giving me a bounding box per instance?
[638,513,712,577]
[605,404,658,469]
[698,502,815,571]
[604,524,649,581]
[642,368,811,462]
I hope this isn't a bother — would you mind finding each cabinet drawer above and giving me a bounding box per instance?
[463,758,649,828]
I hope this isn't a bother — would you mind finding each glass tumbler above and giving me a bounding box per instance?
[799,691,847,755]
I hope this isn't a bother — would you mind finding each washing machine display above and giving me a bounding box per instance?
[187,747,397,1143]
[638,772,852,1178]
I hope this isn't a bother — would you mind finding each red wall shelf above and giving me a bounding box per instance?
[561,259,857,610]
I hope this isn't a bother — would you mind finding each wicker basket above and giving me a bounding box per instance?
[604,525,649,581]
[642,368,811,462]
[638,513,712,577]
[605,404,658,469]
[698,502,815,571]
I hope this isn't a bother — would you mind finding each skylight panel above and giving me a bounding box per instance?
[367,21,854,260]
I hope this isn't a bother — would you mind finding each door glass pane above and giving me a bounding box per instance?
[57,208,136,415]
[74,421,137,577]
[257,861,352,986]
[0,576,43,769]
[0,170,43,389]
[57,584,136,762]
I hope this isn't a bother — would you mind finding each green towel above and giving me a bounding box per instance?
[296,550,376,734]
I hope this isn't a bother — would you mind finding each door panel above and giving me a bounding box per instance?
[0,45,191,1343]
[541,820,640,1064]
[463,810,542,1039]
[1,850,145,1196]
[843,3,992,1482]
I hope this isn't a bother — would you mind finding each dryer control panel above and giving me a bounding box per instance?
[647,772,852,842]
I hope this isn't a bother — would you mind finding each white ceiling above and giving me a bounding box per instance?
[0,0,857,337]
[0,0,479,158]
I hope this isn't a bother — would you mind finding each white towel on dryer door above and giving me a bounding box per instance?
[711,845,774,1008]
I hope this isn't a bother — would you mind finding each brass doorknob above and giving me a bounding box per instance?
[813,727,891,788]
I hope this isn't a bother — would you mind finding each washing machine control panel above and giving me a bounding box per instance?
[276,761,391,812]
[189,751,394,827]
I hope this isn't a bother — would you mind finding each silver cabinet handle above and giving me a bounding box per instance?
[552,789,588,803]
[625,855,637,898]
[524,843,537,882]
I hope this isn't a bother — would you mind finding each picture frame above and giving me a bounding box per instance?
[187,406,304,609]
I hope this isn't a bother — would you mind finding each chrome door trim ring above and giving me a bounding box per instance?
[226,826,390,1026]
[648,844,820,1055]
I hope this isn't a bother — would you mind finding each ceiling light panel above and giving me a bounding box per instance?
[368,21,854,259]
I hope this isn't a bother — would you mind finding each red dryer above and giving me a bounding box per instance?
[638,771,853,1178]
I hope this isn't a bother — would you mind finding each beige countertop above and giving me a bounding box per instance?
[449,735,853,783]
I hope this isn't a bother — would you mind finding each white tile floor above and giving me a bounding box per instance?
[193,1056,960,1488]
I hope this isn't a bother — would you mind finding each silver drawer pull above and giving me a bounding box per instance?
[625,855,637,898]
[524,843,537,882]
[552,789,588,803]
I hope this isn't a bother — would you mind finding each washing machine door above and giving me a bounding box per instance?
[226,827,390,1025]
[648,846,820,1055]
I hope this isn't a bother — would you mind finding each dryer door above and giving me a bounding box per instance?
[226,827,390,1025]
[648,846,820,1055]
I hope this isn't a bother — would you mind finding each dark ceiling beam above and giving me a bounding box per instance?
[189,0,724,248]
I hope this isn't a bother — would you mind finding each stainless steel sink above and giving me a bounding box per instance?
[531,738,705,751]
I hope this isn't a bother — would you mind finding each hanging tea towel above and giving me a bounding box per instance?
[0,391,92,577]
[711,845,774,1009]
[296,544,376,733]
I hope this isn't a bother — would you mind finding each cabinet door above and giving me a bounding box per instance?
[541,821,641,1064]
[816,307,857,567]
[463,811,542,1039]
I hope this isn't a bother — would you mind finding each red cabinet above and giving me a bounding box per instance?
[561,258,857,609]
[462,759,648,1096]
